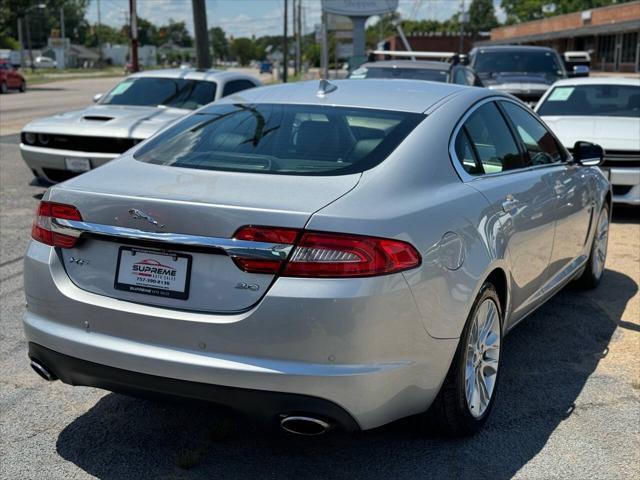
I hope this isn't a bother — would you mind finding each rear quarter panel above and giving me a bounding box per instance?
[307,92,508,339]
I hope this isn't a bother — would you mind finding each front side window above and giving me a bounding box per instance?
[99,77,217,109]
[453,68,468,85]
[458,102,524,175]
[537,84,640,118]
[134,103,423,176]
[501,102,565,166]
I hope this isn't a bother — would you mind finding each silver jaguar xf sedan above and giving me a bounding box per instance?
[24,79,611,436]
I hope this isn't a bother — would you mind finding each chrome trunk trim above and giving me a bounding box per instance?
[51,218,294,260]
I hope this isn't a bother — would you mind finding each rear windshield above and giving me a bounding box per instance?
[537,84,640,118]
[134,103,423,175]
[350,66,449,82]
[99,77,217,110]
[474,50,564,79]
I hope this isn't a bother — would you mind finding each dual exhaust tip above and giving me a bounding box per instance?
[280,415,333,436]
[30,359,57,382]
[30,359,334,436]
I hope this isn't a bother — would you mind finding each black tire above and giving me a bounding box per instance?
[0,81,7,94]
[575,204,610,290]
[422,283,503,436]
[19,80,26,92]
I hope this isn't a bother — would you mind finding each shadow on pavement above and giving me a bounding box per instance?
[56,269,636,479]
[612,204,639,225]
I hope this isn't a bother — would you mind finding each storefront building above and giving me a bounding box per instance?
[483,1,640,72]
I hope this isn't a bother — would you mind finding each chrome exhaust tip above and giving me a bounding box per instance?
[280,415,333,436]
[30,359,57,382]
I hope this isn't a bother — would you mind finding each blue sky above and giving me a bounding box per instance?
[86,0,505,39]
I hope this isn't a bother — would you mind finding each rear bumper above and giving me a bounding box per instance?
[23,241,458,430]
[20,143,118,183]
[607,167,640,205]
[28,342,360,431]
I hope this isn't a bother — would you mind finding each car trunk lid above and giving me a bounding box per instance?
[48,157,360,312]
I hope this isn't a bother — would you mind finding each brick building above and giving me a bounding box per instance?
[381,32,484,56]
[483,1,640,72]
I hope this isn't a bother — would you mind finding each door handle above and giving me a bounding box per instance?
[502,195,522,213]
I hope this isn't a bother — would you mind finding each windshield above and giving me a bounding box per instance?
[350,66,449,82]
[474,50,564,79]
[537,84,640,118]
[99,77,217,109]
[134,103,423,176]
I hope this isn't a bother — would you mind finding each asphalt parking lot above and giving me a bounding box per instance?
[1,81,639,479]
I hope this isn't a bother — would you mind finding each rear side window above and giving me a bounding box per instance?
[458,102,524,174]
[134,103,423,176]
[501,102,565,165]
[222,79,257,97]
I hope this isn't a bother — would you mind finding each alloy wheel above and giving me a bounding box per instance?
[464,298,501,418]
[592,208,609,280]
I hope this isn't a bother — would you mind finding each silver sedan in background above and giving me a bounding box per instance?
[20,68,260,183]
[23,79,610,436]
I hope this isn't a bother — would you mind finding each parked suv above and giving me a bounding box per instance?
[0,60,26,93]
[469,45,567,106]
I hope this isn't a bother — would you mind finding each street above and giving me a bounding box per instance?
[1,79,639,479]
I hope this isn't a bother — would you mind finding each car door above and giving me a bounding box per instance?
[499,100,593,274]
[8,65,20,87]
[453,100,558,324]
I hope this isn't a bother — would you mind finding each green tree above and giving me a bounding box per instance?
[468,0,498,34]
[230,37,255,66]
[136,17,158,46]
[0,0,89,47]
[500,0,633,24]
[157,19,192,47]
[84,24,126,48]
[209,26,228,62]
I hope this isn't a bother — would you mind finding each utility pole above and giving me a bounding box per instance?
[321,9,328,79]
[282,0,288,82]
[97,0,103,63]
[60,7,65,40]
[192,0,211,69]
[130,0,139,71]
[296,0,302,74]
[17,18,26,69]
[458,0,465,54]
[292,0,298,76]
[25,15,34,72]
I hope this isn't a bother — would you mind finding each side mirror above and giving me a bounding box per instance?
[573,141,604,166]
[93,93,103,103]
[569,65,590,77]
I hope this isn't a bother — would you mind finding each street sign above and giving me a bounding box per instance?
[322,0,399,17]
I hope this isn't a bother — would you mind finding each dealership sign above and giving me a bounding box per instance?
[322,0,399,17]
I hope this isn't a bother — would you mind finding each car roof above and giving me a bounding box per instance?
[358,60,450,71]
[547,77,640,87]
[474,45,556,53]
[203,79,472,113]
[126,68,255,83]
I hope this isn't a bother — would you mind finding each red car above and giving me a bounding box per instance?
[0,60,26,93]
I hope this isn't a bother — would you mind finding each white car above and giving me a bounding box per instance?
[20,69,261,183]
[535,77,640,205]
[33,56,57,68]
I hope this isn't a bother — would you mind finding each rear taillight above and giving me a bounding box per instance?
[31,201,82,248]
[232,226,421,277]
